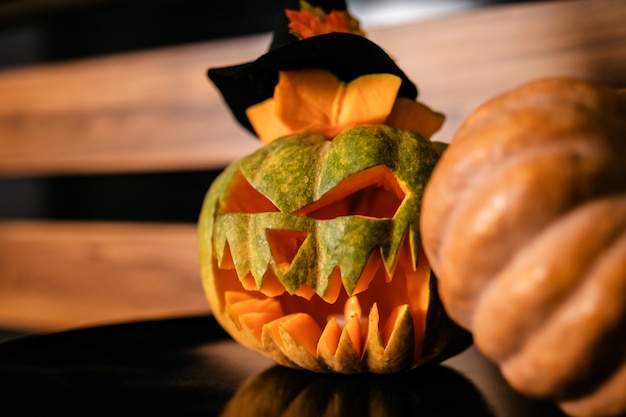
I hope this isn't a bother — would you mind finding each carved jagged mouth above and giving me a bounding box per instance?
[211,236,431,374]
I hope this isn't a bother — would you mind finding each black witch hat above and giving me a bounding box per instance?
[208,0,418,136]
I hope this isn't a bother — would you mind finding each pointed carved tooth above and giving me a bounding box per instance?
[317,296,365,372]
[365,303,386,371]
[216,214,273,286]
[218,236,259,289]
[259,268,286,297]
[261,320,300,369]
[321,268,343,303]
[382,304,414,371]
[276,231,317,294]
[334,316,364,373]
[262,316,285,349]
[294,284,317,300]
[351,252,381,295]
[381,231,414,281]
[214,217,251,277]
[317,317,363,373]
[212,223,229,268]
[308,217,388,296]
[317,317,342,372]
[239,310,284,344]
[260,314,323,371]
[240,272,259,291]
[318,317,342,357]
[365,303,414,373]
[216,241,235,269]
[277,313,325,372]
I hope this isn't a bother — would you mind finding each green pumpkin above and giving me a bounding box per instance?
[198,125,469,373]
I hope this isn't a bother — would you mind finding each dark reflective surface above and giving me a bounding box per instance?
[222,364,493,417]
[0,316,567,417]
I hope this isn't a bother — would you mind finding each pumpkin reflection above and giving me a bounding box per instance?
[220,365,493,417]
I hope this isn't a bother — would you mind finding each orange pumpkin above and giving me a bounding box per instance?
[421,78,626,417]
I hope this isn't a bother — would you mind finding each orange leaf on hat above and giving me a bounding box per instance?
[286,0,365,40]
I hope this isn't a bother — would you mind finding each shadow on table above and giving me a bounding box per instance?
[0,316,568,417]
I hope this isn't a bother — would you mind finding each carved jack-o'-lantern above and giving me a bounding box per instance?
[198,125,470,373]
[200,0,470,373]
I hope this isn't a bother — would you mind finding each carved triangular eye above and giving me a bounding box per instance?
[219,170,279,214]
[266,229,309,270]
[297,165,406,220]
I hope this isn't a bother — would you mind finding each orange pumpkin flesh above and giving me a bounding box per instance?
[246,70,444,144]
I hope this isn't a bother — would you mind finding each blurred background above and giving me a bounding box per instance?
[1,0,623,339]
[0,0,532,69]
[0,0,531,224]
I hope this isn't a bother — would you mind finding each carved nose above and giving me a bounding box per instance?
[266,229,309,271]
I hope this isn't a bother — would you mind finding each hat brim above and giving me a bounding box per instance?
[208,32,418,135]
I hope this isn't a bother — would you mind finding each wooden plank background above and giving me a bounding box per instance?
[1,0,625,176]
[370,0,626,142]
[0,35,265,176]
[1,0,625,332]
[0,221,206,331]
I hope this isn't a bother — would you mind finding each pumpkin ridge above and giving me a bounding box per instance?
[473,194,626,364]
[486,196,626,396]
[424,136,606,261]
[435,142,623,328]
[422,100,625,274]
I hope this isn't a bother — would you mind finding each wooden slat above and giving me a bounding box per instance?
[368,0,626,142]
[0,36,266,176]
[1,0,625,176]
[0,221,209,331]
